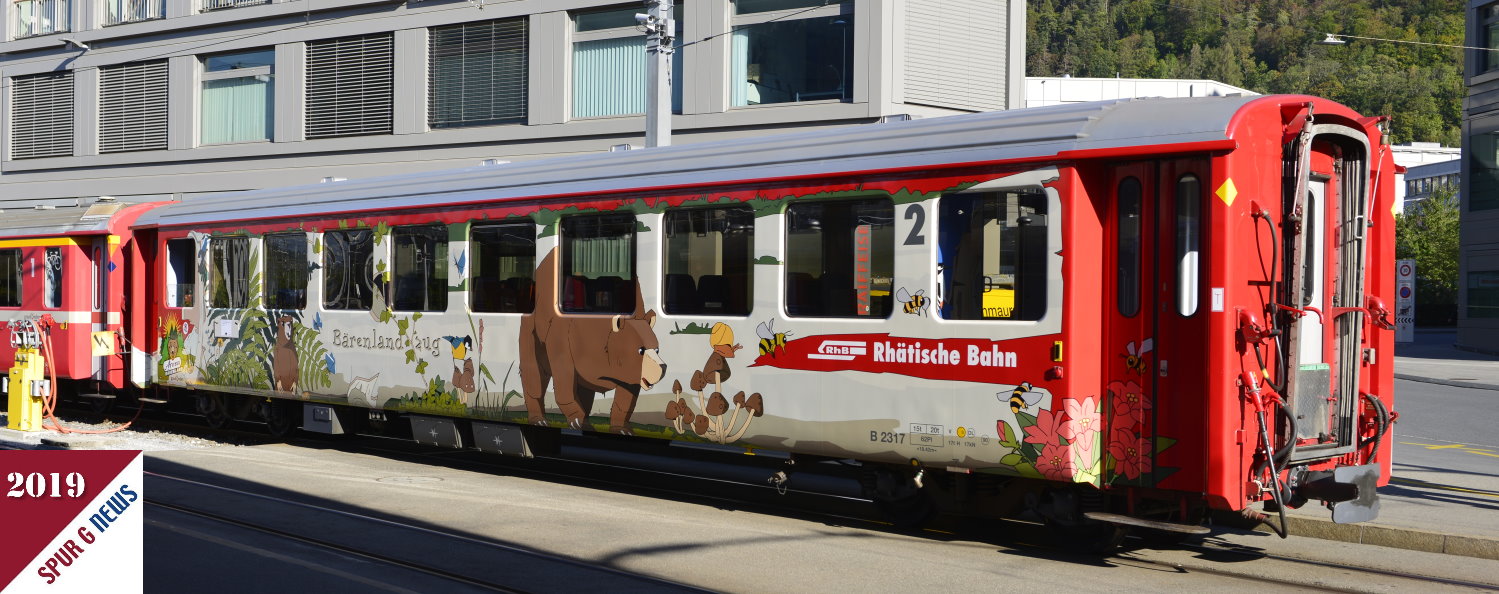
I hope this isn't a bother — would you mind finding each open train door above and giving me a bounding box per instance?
[1277,106,1379,522]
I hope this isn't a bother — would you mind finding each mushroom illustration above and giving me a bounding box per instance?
[665,399,683,433]
[707,391,729,437]
[677,398,695,427]
[693,414,710,436]
[724,391,748,439]
[725,392,764,442]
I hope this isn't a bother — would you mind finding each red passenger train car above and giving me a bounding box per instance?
[7,95,1398,543]
[0,200,161,400]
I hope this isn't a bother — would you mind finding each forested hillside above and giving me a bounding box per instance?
[1027,0,1465,145]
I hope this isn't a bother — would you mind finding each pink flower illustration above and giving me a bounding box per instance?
[1109,427,1152,480]
[1062,396,1101,444]
[1037,443,1076,481]
[1109,380,1151,428]
[1023,408,1067,447]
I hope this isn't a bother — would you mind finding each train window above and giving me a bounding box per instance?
[324,229,376,311]
[785,199,893,318]
[937,189,1048,321]
[166,239,195,308]
[1117,178,1142,317]
[208,237,250,309]
[1176,175,1202,316]
[264,233,308,310]
[471,223,536,313]
[664,206,754,316]
[392,225,449,312]
[0,249,19,307]
[560,213,637,314]
[44,247,62,308]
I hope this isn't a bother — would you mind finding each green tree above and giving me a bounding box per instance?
[1395,185,1459,325]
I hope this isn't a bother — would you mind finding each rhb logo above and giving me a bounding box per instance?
[807,340,867,360]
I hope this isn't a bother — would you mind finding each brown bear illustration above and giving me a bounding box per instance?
[519,248,666,434]
[272,315,299,392]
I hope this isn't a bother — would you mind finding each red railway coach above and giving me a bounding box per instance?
[0,200,164,402]
[121,94,1395,544]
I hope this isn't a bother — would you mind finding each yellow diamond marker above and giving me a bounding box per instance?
[1215,178,1238,206]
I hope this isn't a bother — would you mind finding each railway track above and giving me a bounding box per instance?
[60,401,1499,591]
[144,471,708,593]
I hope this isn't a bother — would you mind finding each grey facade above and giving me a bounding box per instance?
[1464,0,1499,347]
[0,0,1026,208]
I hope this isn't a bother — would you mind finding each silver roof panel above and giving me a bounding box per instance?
[139,96,1260,228]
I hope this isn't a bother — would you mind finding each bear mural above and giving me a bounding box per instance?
[520,248,666,434]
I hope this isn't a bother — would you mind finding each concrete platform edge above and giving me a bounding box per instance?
[1235,513,1499,561]
[1394,372,1499,392]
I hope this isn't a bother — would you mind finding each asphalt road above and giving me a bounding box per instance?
[1375,378,1499,537]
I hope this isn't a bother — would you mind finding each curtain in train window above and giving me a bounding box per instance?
[663,206,754,315]
[209,237,250,309]
[1176,175,1201,316]
[561,213,636,314]
[785,199,893,318]
[937,189,1048,321]
[1116,178,1142,317]
[166,239,196,307]
[471,223,536,314]
[0,249,20,307]
[392,226,449,312]
[264,233,308,310]
[44,247,62,308]
[323,229,376,310]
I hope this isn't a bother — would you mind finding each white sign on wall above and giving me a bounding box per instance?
[1395,259,1416,343]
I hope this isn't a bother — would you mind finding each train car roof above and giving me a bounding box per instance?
[138,95,1269,228]
[0,202,134,239]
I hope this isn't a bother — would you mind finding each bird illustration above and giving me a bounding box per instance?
[443,335,477,397]
[454,250,467,276]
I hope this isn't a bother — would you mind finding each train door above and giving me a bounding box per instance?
[1107,158,1209,485]
[1105,163,1158,481]
[1282,131,1371,463]
[90,239,110,382]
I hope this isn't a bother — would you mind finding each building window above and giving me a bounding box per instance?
[104,0,162,25]
[13,0,69,38]
[664,206,754,316]
[571,4,683,118]
[44,247,62,308]
[166,238,195,308]
[938,189,1048,321]
[471,223,536,313]
[264,233,307,310]
[323,229,376,310]
[392,226,448,312]
[731,0,852,106]
[1471,130,1499,211]
[785,199,893,318]
[201,49,274,145]
[100,60,169,153]
[1469,270,1499,318]
[0,249,20,307]
[1482,4,1499,73]
[306,34,394,139]
[209,237,250,309]
[10,72,74,159]
[560,214,636,313]
[430,18,528,129]
[1116,177,1142,316]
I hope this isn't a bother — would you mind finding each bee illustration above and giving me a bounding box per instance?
[1124,338,1154,374]
[1006,382,1041,413]
[896,287,930,316]
[756,319,792,357]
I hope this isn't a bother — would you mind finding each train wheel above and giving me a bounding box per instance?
[262,400,299,439]
[87,395,115,416]
[1036,488,1128,553]
[198,394,230,430]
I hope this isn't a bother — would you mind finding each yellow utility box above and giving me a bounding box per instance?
[7,347,45,432]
